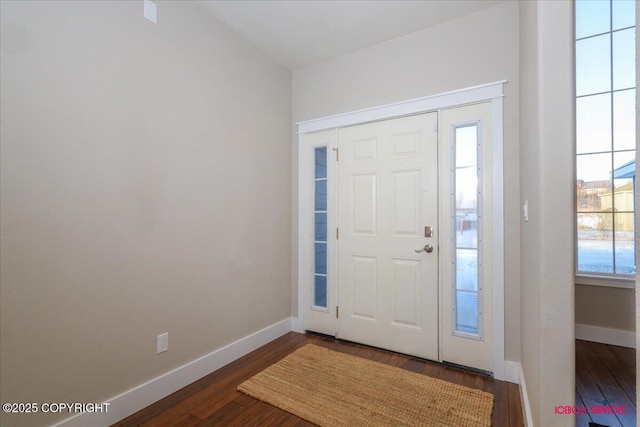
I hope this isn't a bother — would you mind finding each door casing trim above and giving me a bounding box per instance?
[295,81,506,380]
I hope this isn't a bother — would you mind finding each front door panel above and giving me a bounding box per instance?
[337,113,439,360]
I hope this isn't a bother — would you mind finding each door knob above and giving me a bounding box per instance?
[415,244,434,253]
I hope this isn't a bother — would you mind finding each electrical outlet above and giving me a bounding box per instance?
[157,333,168,354]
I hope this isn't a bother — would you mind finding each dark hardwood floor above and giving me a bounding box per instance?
[575,339,636,427]
[111,332,524,426]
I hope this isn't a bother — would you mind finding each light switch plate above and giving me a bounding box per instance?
[157,333,168,354]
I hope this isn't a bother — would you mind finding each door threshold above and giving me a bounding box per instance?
[442,360,493,377]
[304,331,493,376]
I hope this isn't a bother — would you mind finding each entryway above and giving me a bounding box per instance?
[297,82,505,377]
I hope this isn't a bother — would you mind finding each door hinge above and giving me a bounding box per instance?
[336,228,339,239]
[332,147,339,161]
[336,306,339,318]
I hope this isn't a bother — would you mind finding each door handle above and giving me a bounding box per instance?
[414,244,434,254]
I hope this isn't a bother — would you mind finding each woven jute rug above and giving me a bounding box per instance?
[237,344,493,427]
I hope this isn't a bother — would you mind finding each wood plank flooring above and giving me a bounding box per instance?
[575,339,636,427]
[111,332,524,426]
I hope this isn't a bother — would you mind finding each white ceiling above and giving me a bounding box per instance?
[198,1,505,70]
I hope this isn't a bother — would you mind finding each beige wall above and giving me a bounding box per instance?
[519,1,575,426]
[0,2,292,426]
[291,1,522,362]
[518,1,541,421]
[576,285,635,331]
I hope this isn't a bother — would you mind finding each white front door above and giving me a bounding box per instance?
[301,95,501,375]
[337,113,439,360]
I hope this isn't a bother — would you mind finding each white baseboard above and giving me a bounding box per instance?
[51,317,293,427]
[518,363,534,427]
[575,323,636,348]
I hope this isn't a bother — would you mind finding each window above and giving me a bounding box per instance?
[453,124,482,336]
[313,147,328,307]
[575,0,636,278]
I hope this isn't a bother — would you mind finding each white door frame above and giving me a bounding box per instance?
[294,81,506,381]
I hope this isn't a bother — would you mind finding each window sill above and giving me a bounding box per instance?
[575,275,636,289]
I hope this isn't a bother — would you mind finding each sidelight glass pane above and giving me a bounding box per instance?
[314,212,327,241]
[314,180,327,211]
[453,124,480,336]
[314,243,327,275]
[456,249,478,291]
[456,290,479,335]
[456,210,478,249]
[577,93,611,154]
[576,34,611,96]
[313,146,328,308]
[455,126,477,167]
[314,275,327,308]
[455,168,478,210]
[315,147,327,179]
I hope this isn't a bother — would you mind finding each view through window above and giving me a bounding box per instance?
[575,0,636,276]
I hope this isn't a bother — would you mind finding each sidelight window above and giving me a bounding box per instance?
[313,147,328,308]
[452,124,482,336]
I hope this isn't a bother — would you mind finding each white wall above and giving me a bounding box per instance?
[292,1,521,362]
[519,1,575,426]
[0,2,292,426]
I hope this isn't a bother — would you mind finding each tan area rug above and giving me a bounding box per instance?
[237,344,493,427]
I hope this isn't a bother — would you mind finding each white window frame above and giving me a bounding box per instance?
[574,0,637,288]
